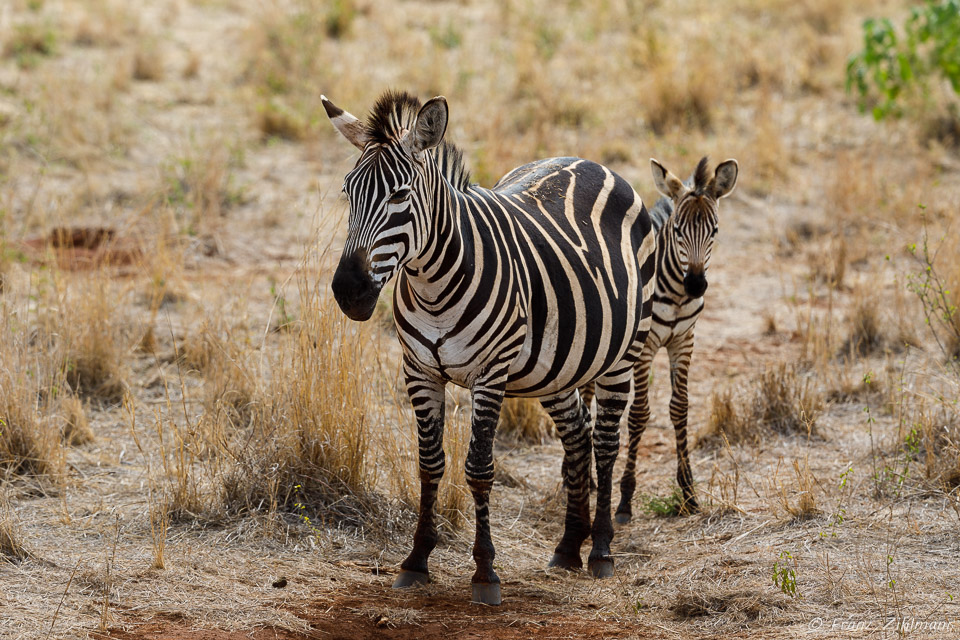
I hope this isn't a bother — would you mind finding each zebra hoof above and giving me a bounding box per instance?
[472,582,502,606]
[614,511,632,525]
[588,558,614,579]
[547,552,582,570]
[680,498,700,515]
[392,570,430,589]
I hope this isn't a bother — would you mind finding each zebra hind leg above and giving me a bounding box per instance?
[589,367,632,578]
[541,391,592,571]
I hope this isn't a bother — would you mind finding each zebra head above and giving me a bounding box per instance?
[650,157,738,299]
[322,92,449,321]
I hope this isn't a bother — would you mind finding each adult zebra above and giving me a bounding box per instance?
[601,156,738,521]
[322,90,656,605]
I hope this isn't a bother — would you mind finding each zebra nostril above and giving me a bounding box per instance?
[683,272,708,298]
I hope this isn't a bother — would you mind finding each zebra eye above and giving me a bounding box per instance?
[673,224,681,235]
[711,228,718,237]
[388,188,411,204]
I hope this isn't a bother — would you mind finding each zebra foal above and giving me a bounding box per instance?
[322,90,656,604]
[610,156,738,520]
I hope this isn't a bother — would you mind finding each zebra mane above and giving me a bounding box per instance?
[366,89,473,191]
[691,156,710,195]
[366,90,422,145]
[432,141,473,191]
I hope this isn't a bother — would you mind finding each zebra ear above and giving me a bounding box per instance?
[408,96,448,154]
[322,95,369,150]
[711,159,739,199]
[650,158,686,202]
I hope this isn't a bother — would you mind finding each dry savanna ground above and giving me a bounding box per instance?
[1,0,960,638]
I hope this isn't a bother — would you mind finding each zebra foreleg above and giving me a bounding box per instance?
[590,366,632,578]
[466,379,506,605]
[615,347,655,524]
[393,367,446,589]
[668,336,699,513]
[541,390,592,571]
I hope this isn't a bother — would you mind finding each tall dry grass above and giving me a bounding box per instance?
[498,397,553,445]
[705,364,823,446]
[218,264,377,526]
[0,307,63,479]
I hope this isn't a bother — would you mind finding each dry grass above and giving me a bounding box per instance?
[0,0,960,636]
[771,456,820,519]
[839,286,885,358]
[498,398,553,445]
[219,268,376,526]
[705,364,822,446]
[257,99,308,141]
[0,316,61,478]
[60,280,130,404]
[59,393,93,446]
[671,586,790,623]
[0,494,29,563]
[900,399,960,491]
[132,37,165,81]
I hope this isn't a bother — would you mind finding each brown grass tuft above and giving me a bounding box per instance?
[772,456,820,519]
[643,52,718,135]
[839,288,885,358]
[902,400,960,491]
[0,321,60,477]
[671,585,789,622]
[704,364,822,446]
[0,496,29,564]
[60,394,94,446]
[133,38,165,81]
[498,398,553,445]
[219,270,377,527]
[64,283,129,404]
[257,99,307,141]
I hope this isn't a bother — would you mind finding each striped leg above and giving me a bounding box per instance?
[668,334,698,513]
[615,344,657,524]
[393,361,446,589]
[466,369,509,605]
[589,364,633,578]
[541,390,592,570]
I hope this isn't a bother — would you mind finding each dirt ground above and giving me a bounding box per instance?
[2,0,960,639]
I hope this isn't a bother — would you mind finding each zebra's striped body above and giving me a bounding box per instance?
[323,91,656,604]
[613,157,738,520]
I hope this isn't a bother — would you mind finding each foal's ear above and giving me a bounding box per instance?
[711,159,739,199]
[407,96,448,154]
[650,158,687,202]
[322,95,369,150]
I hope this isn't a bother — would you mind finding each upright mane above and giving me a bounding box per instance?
[366,90,472,191]
[691,156,710,195]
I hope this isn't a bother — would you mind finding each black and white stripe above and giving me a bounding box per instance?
[611,156,738,520]
[323,91,657,604]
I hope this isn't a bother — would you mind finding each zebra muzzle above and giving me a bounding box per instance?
[683,272,708,299]
[332,251,381,321]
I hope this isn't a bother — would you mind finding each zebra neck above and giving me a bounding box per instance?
[403,184,476,304]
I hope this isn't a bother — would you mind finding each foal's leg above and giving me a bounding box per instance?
[393,360,446,588]
[615,343,657,524]
[667,334,699,513]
